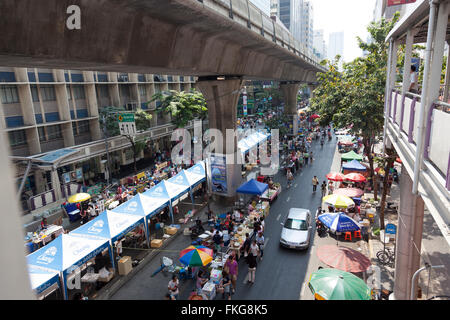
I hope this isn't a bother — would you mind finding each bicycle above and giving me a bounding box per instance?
[376,248,395,267]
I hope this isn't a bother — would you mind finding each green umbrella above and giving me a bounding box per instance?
[308,268,372,300]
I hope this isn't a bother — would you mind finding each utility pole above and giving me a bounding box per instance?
[102,114,112,186]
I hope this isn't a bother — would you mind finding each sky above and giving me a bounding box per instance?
[311,0,377,63]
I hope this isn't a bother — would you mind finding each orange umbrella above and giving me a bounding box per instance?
[326,172,345,182]
[344,173,366,182]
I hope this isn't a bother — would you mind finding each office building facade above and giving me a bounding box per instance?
[0,67,198,216]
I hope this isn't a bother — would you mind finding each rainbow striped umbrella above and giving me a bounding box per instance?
[179,245,213,267]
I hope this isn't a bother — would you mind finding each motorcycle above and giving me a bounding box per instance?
[316,219,328,237]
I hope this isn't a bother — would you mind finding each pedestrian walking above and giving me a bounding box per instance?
[256,231,265,260]
[304,151,309,165]
[246,252,257,284]
[224,255,238,294]
[249,240,260,257]
[220,271,232,300]
[312,176,319,193]
[286,169,294,189]
[168,275,179,300]
[321,181,327,197]
[309,151,314,164]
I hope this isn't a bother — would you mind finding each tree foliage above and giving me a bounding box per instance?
[99,106,152,174]
[310,14,400,229]
[149,89,207,128]
[99,106,152,137]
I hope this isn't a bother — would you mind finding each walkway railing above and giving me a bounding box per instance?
[389,89,450,191]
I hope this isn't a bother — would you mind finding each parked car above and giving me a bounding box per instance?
[279,208,313,250]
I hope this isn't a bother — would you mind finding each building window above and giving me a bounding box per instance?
[72,85,86,100]
[78,120,90,134]
[96,85,109,98]
[138,85,147,97]
[40,85,56,101]
[8,130,27,147]
[38,127,47,142]
[46,125,62,140]
[0,85,20,104]
[66,85,72,100]
[31,85,40,102]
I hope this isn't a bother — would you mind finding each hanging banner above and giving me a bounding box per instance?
[387,0,416,6]
[209,154,227,195]
[243,94,248,116]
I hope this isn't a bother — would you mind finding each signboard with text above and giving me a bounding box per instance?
[209,154,227,195]
[118,113,136,136]
[387,0,416,6]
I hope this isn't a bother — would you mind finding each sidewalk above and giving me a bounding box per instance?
[300,144,373,300]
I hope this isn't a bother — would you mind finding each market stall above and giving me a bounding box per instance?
[25,224,65,252]
[259,183,281,203]
[26,233,112,300]
[71,209,147,262]
[342,159,369,177]
[341,150,363,162]
[28,265,62,300]
[113,192,170,243]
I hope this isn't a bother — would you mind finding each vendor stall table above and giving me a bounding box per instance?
[30,225,64,247]
[260,186,281,203]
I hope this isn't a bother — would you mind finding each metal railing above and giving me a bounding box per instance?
[205,0,323,71]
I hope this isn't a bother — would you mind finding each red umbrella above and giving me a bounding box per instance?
[344,173,366,182]
[395,157,402,163]
[326,172,345,182]
[310,114,320,119]
[317,245,371,273]
[333,187,364,198]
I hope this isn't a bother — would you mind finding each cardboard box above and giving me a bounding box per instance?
[165,227,177,235]
[151,239,163,248]
[118,256,132,276]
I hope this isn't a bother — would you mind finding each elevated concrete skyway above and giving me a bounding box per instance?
[0,0,324,82]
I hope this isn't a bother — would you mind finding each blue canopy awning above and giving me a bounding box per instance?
[26,234,109,274]
[167,173,191,198]
[113,193,168,217]
[70,210,145,243]
[236,179,269,195]
[186,161,206,177]
[28,265,60,294]
[342,159,367,171]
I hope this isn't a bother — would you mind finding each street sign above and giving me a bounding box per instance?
[118,113,136,135]
[385,223,397,235]
[118,113,135,123]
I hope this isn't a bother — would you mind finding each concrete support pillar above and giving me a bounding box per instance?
[280,82,301,136]
[196,77,243,200]
[50,169,62,200]
[34,170,47,194]
[393,164,425,300]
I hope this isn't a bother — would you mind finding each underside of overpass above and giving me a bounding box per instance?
[0,0,322,82]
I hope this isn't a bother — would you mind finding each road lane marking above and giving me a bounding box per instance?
[243,273,249,284]
[286,197,290,202]
[276,214,281,221]
[294,184,298,188]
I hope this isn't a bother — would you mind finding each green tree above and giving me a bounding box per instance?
[310,14,400,229]
[99,106,152,174]
[148,89,207,128]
